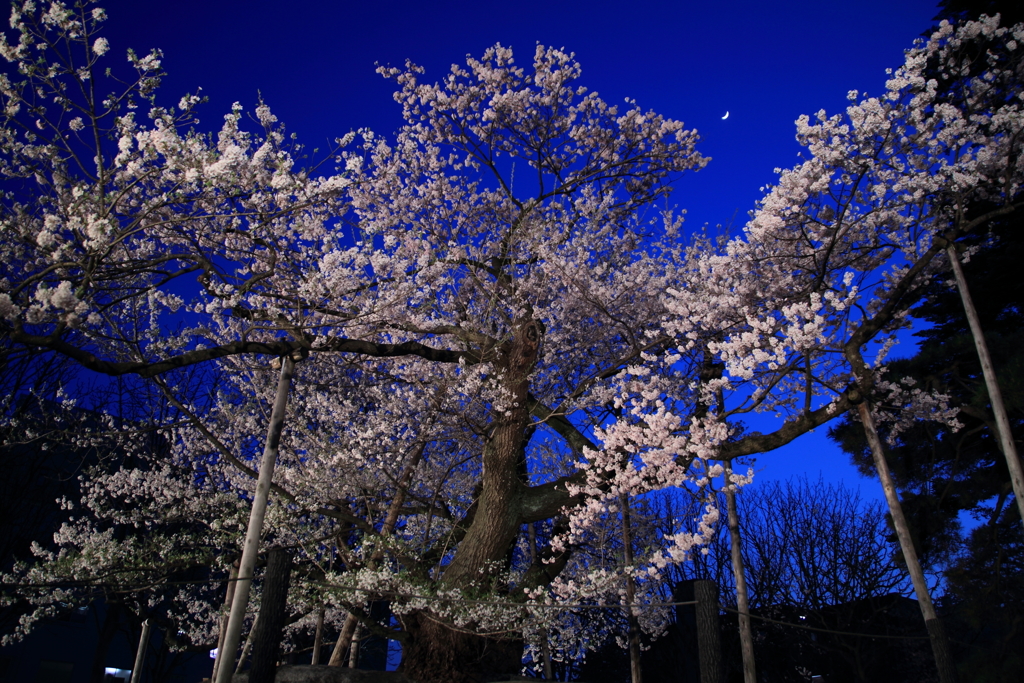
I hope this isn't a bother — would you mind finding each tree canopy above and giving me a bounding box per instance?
[1,3,1023,682]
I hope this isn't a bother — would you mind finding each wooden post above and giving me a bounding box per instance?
[249,548,293,683]
[348,622,363,668]
[235,614,259,674]
[211,562,239,681]
[328,613,360,666]
[214,352,302,683]
[858,401,959,683]
[129,619,151,683]
[724,462,756,683]
[946,242,1024,531]
[620,494,643,683]
[311,608,325,665]
[528,522,554,680]
[693,579,722,683]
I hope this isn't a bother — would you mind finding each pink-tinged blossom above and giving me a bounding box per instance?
[3,4,1023,672]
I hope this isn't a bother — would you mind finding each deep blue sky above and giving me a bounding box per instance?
[96,0,941,498]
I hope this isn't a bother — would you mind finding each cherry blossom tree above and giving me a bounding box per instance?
[673,15,1022,682]
[0,4,722,677]
[197,18,1021,677]
[4,3,1024,682]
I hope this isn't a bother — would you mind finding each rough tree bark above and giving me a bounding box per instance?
[398,320,544,683]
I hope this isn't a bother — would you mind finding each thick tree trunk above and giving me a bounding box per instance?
[858,401,959,683]
[249,548,293,683]
[396,457,526,683]
[946,242,1024,530]
[397,321,543,683]
[399,612,523,683]
[724,462,756,683]
[434,421,527,588]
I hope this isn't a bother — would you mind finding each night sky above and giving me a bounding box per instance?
[93,0,943,499]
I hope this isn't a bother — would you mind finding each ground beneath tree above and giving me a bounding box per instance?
[230,665,418,683]
[229,665,553,683]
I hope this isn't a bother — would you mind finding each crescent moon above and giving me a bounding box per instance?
[722,111,730,120]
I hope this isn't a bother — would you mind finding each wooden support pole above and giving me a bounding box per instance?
[946,242,1024,530]
[620,494,643,683]
[311,608,325,665]
[858,401,958,683]
[724,462,756,683]
[328,613,360,666]
[129,619,151,683]
[235,614,259,675]
[214,353,300,683]
[211,562,239,681]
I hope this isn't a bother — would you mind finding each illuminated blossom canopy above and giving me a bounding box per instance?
[1,3,1021,681]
